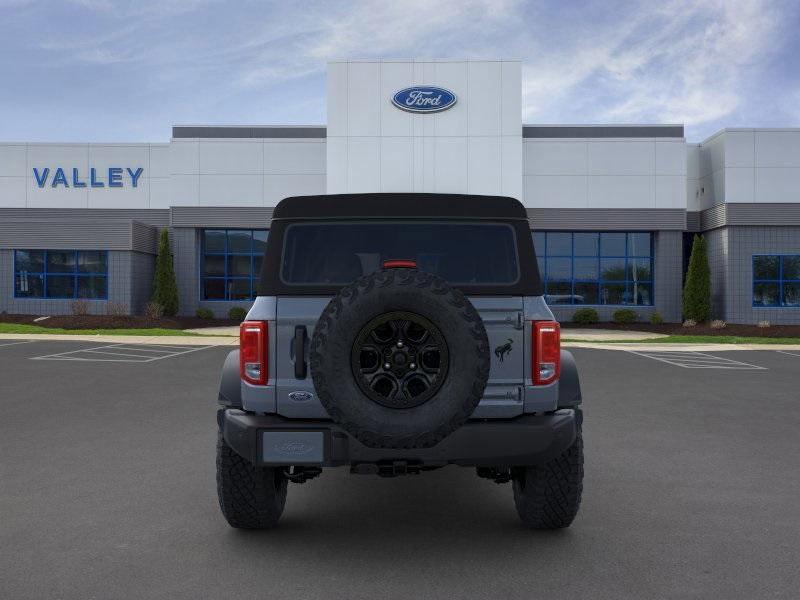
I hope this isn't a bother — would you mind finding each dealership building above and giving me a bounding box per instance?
[1,59,799,324]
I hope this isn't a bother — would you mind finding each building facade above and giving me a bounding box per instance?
[1,59,799,323]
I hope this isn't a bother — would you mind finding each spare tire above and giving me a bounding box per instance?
[310,268,490,449]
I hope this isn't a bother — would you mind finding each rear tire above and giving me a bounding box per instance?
[512,426,583,529]
[216,431,288,529]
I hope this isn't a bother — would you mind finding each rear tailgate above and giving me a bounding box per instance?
[273,296,525,419]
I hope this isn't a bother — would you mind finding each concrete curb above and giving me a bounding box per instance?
[183,326,240,336]
[0,333,238,346]
[562,329,668,341]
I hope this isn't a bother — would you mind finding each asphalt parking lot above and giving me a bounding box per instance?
[2,340,799,599]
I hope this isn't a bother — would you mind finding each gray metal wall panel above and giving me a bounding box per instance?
[0,208,169,227]
[721,226,800,324]
[653,230,684,322]
[699,203,800,231]
[700,204,727,231]
[170,206,274,228]
[726,204,800,226]
[523,125,684,138]
[172,228,199,316]
[704,228,729,319]
[528,208,686,231]
[130,251,155,314]
[0,220,134,250]
[172,126,326,139]
[686,212,701,232]
[131,221,159,254]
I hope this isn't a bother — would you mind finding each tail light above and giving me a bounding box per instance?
[383,259,418,269]
[532,320,560,385]
[240,321,268,385]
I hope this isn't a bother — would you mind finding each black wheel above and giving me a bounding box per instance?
[512,425,584,529]
[310,268,490,449]
[216,431,288,529]
[351,311,449,409]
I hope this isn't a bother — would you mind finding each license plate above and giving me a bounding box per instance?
[262,431,324,464]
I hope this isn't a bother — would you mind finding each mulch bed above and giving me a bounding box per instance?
[0,313,239,330]
[560,321,800,338]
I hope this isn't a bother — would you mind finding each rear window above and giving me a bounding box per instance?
[280,222,520,286]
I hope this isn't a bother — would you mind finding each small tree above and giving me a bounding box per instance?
[683,234,711,322]
[152,229,179,317]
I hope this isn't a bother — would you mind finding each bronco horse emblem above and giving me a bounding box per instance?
[494,338,513,362]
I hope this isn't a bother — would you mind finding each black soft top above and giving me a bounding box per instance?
[272,193,529,221]
[260,193,542,296]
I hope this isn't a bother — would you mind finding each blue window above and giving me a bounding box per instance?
[532,231,653,306]
[14,250,108,299]
[201,229,267,300]
[753,255,800,307]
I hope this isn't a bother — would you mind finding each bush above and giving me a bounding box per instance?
[572,308,599,325]
[683,234,711,322]
[682,319,697,328]
[152,229,179,317]
[70,299,90,316]
[228,307,248,322]
[144,302,164,320]
[612,309,638,324]
[710,319,726,329]
[649,312,664,325]
[757,320,771,328]
[106,302,127,317]
[196,308,214,320]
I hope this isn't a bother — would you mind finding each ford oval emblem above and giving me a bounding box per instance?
[392,86,457,113]
[288,391,313,402]
[274,441,314,455]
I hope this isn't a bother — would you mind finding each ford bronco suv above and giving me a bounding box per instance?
[216,193,583,529]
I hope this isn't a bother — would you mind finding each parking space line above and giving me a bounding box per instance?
[0,340,36,348]
[31,343,215,363]
[31,344,121,359]
[627,350,766,370]
[123,343,211,350]
[144,346,214,361]
[776,350,800,358]
[37,356,151,363]
[81,349,165,359]
[109,346,178,354]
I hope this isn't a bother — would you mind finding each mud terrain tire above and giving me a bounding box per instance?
[310,268,490,449]
[511,424,584,529]
[216,431,288,529]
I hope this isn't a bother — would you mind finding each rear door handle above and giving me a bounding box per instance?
[293,325,307,379]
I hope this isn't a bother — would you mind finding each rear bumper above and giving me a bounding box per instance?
[219,408,579,468]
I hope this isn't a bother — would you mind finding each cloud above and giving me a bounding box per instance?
[520,0,788,135]
[231,0,521,88]
[1,0,797,142]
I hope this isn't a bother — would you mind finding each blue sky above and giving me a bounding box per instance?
[1,0,798,142]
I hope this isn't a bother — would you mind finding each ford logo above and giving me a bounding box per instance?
[288,391,313,402]
[274,441,314,455]
[392,86,457,113]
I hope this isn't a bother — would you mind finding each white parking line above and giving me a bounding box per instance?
[109,346,178,354]
[0,340,35,348]
[627,350,766,370]
[776,350,800,358]
[82,349,166,359]
[31,343,214,363]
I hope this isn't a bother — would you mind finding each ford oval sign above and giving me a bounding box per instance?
[288,391,313,402]
[392,86,457,113]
